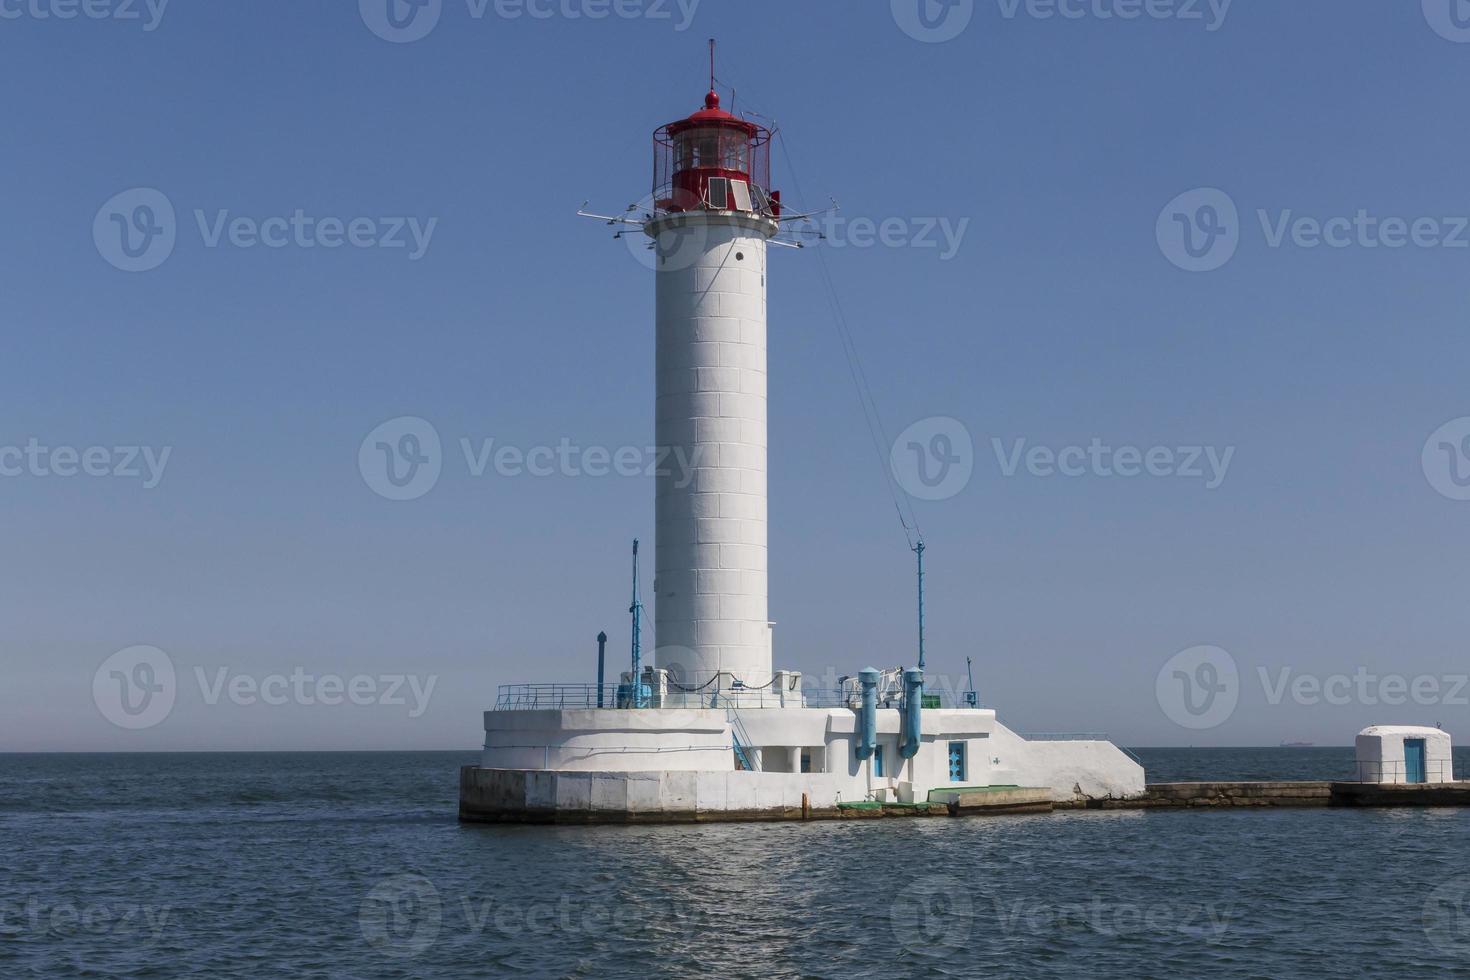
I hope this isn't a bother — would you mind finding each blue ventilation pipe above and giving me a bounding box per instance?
[899,668,923,760]
[596,631,607,708]
[855,668,879,761]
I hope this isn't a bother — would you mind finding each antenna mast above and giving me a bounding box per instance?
[630,539,644,707]
[914,539,926,672]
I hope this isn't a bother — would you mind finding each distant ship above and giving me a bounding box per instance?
[1280,741,1315,748]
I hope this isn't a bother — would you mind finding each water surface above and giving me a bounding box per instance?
[4,750,1470,978]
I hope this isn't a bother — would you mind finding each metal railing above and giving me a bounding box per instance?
[495,684,620,711]
[1019,733,1141,766]
[493,683,958,711]
[1020,733,1112,741]
[710,693,761,771]
[1349,760,1455,784]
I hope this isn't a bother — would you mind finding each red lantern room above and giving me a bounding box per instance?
[652,80,778,219]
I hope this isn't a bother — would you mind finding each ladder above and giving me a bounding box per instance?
[712,693,760,772]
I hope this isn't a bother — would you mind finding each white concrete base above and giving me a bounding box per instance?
[475,705,1144,821]
[461,766,840,822]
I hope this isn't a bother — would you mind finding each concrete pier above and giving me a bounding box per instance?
[1124,782,1334,808]
[1097,781,1470,810]
[1330,781,1470,807]
[458,767,1072,824]
[460,769,1470,824]
[937,786,1054,816]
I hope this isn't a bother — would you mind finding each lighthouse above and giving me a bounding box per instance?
[648,84,780,693]
[463,52,1145,823]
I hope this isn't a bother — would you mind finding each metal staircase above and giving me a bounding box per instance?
[711,692,760,772]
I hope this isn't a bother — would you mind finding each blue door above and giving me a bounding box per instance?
[874,745,885,778]
[1405,739,1427,783]
[948,742,966,782]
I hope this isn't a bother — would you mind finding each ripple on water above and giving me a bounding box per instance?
[5,752,1470,978]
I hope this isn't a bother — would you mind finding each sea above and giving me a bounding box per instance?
[4,748,1470,978]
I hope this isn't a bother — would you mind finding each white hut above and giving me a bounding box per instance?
[1355,726,1453,784]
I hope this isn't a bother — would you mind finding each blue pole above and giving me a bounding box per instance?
[902,541,927,762]
[630,540,643,708]
[914,540,926,672]
[596,631,607,708]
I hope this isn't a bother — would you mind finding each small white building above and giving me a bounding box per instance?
[1355,726,1453,784]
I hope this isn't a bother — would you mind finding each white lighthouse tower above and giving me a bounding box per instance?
[463,55,1145,823]
[648,85,779,693]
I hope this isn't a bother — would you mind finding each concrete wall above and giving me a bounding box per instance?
[482,709,732,772]
[480,705,1146,806]
[461,766,845,823]
[1002,735,1147,802]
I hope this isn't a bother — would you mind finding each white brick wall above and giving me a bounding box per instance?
[652,213,776,686]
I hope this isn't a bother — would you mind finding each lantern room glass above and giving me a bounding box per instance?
[674,127,751,175]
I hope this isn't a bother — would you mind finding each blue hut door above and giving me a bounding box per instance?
[1405,739,1427,783]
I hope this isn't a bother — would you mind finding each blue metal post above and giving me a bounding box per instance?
[914,539,926,671]
[596,631,607,708]
[629,540,643,708]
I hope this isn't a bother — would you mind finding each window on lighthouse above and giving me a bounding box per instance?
[721,134,749,172]
[675,129,749,173]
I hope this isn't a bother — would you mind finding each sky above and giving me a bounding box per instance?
[3,0,1470,750]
